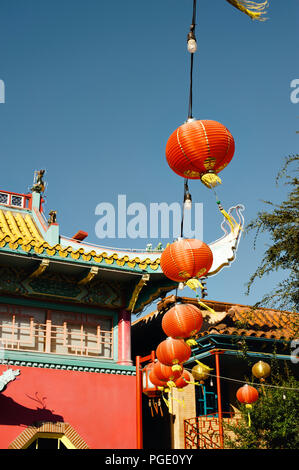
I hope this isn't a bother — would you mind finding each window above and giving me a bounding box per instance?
[0,193,9,205]
[0,304,113,359]
[11,195,23,207]
[26,437,69,450]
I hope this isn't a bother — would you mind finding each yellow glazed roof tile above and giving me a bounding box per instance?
[0,207,162,271]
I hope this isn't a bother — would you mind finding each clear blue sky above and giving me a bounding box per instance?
[0,0,298,311]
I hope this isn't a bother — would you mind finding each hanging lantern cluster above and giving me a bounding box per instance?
[149,360,194,394]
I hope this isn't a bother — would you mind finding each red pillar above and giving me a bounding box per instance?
[136,356,143,449]
[214,350,224,448]
[117,309,133,366]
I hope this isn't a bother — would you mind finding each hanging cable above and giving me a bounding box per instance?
[179,1,198,241]
[180,178,192,238]
[184,366,299,392]
[187,0,198,120]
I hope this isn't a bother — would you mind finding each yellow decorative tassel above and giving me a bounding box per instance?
[225,0,269,21]
[245,404,253,427]
[167,380,176,388]
[185,379,200,386]
[172,396,185,408]
[201,172,222,189]
[195,360,213,372]
[186,278,216,314]
[186,278,203,291]
[185,338,198,347]
[216,201,239,232]
[172,364,182,372]
[197,300,216,314]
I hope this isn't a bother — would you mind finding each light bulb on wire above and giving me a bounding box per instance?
[184,191,192,210]
[187,31,197,53]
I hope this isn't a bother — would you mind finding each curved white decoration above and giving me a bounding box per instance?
[207,204,245,277]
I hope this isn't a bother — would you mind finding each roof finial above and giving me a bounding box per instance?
[31,169,46,193]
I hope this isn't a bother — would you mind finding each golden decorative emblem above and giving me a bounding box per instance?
[196,268,207,277]
[179,271,191,279]
[184,170,201,177]
[203,157,216,170]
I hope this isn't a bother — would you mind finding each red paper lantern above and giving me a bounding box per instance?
[148,369,167,388]
[174,370,191,389]
[236,384,259,404]
[152,361,182,384]
[160,238,213,283]
[166,119,235,188]
[156,337,191,370]
[162,303,203,340]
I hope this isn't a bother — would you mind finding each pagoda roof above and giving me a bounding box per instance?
[0,189,162,274]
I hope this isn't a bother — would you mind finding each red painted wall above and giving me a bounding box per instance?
[0,364,137,449]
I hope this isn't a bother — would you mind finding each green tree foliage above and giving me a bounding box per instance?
[225,368,299,449]
[246,154,299,311]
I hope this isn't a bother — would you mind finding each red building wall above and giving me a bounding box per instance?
[0,364,137,449]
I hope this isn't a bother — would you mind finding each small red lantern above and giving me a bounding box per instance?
[156,337,191,371]
[160,238,213,283]
[148,369,167,389]
[236,384,259,404]
[166,119,235,188]
[152,361,182,387]
[236,384,259,427]
[174,370,191,389]
[162,303,203,341]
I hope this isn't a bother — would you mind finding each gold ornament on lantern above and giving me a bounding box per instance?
[191,361,213,384]
[252,360,271,382]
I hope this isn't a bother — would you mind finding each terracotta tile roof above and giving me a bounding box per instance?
[133,296,299,341]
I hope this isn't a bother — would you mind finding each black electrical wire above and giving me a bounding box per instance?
[187,0,197,120]
[181,1,198,239]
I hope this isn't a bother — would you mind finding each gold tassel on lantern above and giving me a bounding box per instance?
[245,404,253,427]
[201,172,222,189]
[186,278,216,314]
[225,0,269,21]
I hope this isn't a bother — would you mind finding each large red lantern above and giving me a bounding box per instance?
[160,238,213,283]
[236,384,259,404]
[162,303,203,341]
[152,361,182,387]
[166,119,235,188]
[156,337,191,371]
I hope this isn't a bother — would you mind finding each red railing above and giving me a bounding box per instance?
[0,314,113,359]
[184,412,241,449]
[0,190,32,209]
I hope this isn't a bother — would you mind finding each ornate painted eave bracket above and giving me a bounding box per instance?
[78,266,99,285]
[28,258,50,279]
[128,274,150,313]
